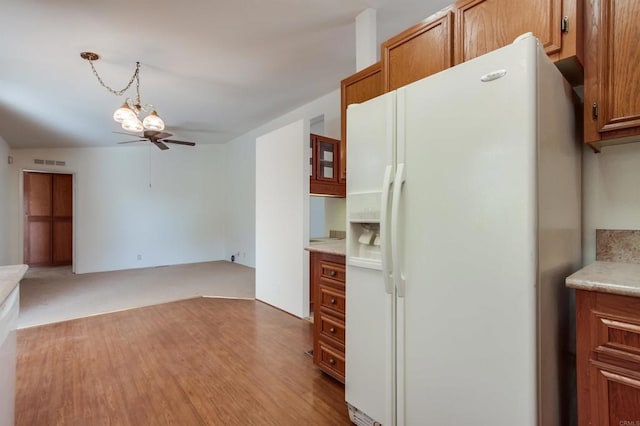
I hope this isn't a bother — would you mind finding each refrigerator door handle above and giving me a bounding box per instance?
[391,163,406,297]
[380,165,394,295]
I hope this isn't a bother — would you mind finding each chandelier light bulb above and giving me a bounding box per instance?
[142,110,165,131]
[122,117,144,133]
[113,102,137,123]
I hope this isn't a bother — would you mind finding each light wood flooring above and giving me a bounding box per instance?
[16,297,350,425]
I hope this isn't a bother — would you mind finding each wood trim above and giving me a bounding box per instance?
[599,368,640,390]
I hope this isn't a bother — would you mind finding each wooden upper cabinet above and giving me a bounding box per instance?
[381,8,454,92]
[584,0,640,151]
[454,0,582,82]
[340,62,383,183]
[310,134,345,197]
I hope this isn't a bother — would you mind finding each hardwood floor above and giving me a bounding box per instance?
[16,297,351,425]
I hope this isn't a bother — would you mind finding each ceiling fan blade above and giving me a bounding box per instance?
[163,139,196,146]
[113,131,141,136]
[146,131,172,140]
[117,140,147,144]
[153,141,170,150]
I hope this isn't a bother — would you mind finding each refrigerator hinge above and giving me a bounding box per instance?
[561,16,569,33]
[592,103,599,120]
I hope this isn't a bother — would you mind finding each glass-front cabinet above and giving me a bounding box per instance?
[310,134,345,197]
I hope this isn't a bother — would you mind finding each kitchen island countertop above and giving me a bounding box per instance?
[0,264,28,304]
[566,261,640,297]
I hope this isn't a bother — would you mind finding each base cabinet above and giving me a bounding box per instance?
[575,290,640,425]
[311,251,346,383]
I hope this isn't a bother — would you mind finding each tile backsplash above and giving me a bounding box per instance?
[329,230,346,239]
[596,229,640,264]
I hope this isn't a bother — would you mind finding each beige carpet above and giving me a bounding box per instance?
[18,261,255,329]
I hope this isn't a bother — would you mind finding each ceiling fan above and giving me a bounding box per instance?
[115,130,196,150]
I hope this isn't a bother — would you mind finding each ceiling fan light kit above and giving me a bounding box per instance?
[142,110,165,132]
[81,51,165,132]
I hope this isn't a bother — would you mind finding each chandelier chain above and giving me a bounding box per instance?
[87,60,140,97]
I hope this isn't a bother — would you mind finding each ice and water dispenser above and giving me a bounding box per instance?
[348,192,383,269]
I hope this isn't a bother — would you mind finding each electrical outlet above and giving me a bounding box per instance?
[242,252,246,258]
[137,254,142,261]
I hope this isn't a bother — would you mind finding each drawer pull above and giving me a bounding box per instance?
[329,327,336,333]
[330,298,337,304]
[329,358,336,365]
[330,270,337,277]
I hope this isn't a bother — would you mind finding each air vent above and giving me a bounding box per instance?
[33,159,66,166]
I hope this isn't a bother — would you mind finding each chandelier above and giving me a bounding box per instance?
[80,52,165,132]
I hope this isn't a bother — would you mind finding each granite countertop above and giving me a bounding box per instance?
[304,240,346,256]
[0,264,28,304]
[566,261,640,297]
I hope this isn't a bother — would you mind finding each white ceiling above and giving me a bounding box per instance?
[1,0,451,149]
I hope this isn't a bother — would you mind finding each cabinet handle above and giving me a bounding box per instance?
[329,327,336,333]
[330,298,337,304]
[330,270,337,277]
[329,358,336,365]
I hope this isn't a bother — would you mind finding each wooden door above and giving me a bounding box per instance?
[340,62,383,183]
[454,0,563,63]
[24,172,73,266]
[381,8,454,92]
[584,0,640,149]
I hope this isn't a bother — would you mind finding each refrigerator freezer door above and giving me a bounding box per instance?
[346,91,396,196]
[396,37,540,425]
[346,91,396,425]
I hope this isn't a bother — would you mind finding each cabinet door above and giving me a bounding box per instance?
[315,136,338,183]
[382,8,454,92]
[340,62,383,183]
[584,0,640,149]
[591,365,640,425]
[454,0,563,63]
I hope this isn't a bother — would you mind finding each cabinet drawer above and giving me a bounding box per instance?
[319,313,345,345]
[318,341,345,382]
[319,285,345,315]
[320,261,345,284]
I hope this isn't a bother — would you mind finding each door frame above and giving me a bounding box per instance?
[20,169,77,272]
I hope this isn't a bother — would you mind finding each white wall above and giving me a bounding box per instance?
[583,143,640,264]
[0,137,11,265]
[255,120,310,318]
[223,89,341,268]
[9,145,226,273]
[309,196,326,237]
[224,135,256,266]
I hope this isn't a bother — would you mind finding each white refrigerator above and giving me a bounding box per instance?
[345,35,581,426]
